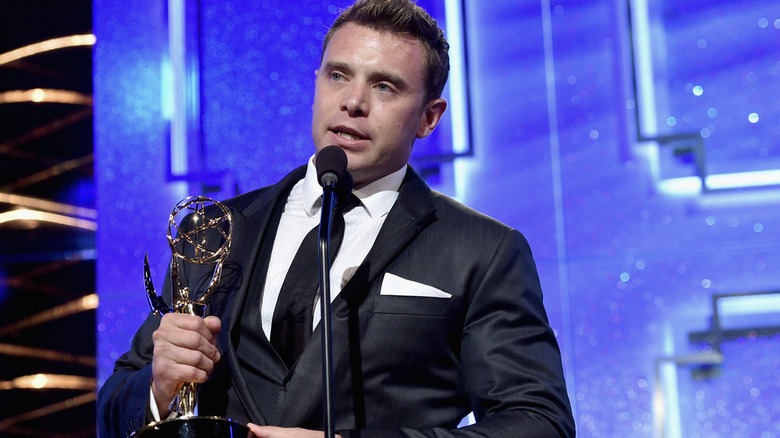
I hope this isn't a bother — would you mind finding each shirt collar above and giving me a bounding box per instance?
[301,155,406,218]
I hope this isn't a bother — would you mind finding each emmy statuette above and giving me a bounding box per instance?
[135,196,249,437]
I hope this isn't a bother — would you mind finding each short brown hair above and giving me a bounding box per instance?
[321,0,450,105]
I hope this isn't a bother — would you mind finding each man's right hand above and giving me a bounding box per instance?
[151,313,222,417]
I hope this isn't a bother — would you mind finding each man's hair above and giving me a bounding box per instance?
[321,0,450,105]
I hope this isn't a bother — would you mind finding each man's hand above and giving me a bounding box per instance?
[151,313,221,416]
[247,424,342,438]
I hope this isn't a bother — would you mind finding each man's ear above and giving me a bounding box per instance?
[416,98,448,139]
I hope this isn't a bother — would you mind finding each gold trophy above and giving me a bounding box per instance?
[137,196,249,437]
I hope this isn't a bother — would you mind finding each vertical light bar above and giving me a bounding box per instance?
[168,0,188,175]
[656,360,681,438]
[630,0,662,183]
[630,0,658,137]
[654,325,683,438]
[540,0,577,422]
[444,0,467,153]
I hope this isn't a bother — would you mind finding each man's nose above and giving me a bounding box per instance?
[342,84,369,117]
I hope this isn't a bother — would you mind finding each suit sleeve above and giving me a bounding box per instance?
[340,229,575,438]
[97,312,162,437]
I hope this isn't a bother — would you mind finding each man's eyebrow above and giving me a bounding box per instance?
[323,61,351,73]
[322,61,409,91]
[370,70,408,91]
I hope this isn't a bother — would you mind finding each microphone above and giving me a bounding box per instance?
[315,145,353,204]
[313,145,351,438]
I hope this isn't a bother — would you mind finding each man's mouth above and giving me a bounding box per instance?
[333,128,367,141]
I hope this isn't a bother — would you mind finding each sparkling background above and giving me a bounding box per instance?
[95,0,780,436]
[198,0,452,190]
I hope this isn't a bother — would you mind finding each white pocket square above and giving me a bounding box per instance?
[380,273,451,298]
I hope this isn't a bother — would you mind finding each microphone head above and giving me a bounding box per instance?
[315,145,353,199]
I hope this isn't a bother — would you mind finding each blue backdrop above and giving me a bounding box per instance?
[94,0,780,436]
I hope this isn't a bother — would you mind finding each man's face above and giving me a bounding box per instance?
[312,23,446,188]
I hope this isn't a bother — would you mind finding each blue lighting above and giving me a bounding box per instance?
[444,0,467,154]
[658,169,780,195]
[718,294,780,317]
[95,0,780,435]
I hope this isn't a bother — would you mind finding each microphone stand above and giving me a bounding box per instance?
[318,182,337,438]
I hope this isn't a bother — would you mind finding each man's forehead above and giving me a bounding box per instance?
[321,23,425,75]
[326,23,422,54]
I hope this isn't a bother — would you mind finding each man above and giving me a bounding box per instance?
[97,0,576,437]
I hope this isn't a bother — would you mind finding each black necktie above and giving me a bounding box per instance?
[271,195,359,368]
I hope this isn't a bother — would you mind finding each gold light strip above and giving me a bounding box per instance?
[0,89,93,105]
[0,374,96,391]
[0,34,96,66]
[4,278,93,298]
[0,209,97,230]
[3,259,96,297]
[0,154,93,193]
[0,391,96,429]
[0,343,95,367]
[0,192,96,218]
[0,294,99,336]
[0,107,93,155]
[11,259,83,283]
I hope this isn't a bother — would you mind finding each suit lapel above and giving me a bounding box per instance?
[340,166,437,306]
[278,166,438,426]
[220,166,307,424]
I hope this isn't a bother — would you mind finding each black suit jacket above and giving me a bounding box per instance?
[97,165,575,437]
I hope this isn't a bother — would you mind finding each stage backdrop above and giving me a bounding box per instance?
[95,0,780,436]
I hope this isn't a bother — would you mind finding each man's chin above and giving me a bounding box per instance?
[346,166,374,189]
[348,171,366,188]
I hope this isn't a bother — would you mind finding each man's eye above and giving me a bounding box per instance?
[330,73,344,81]
[376,83,392,92]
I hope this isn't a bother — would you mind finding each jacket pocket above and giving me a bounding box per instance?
[372,294,454,317]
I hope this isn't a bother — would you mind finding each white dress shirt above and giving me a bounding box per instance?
[260,157,405,338]
[150,158,405,421]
